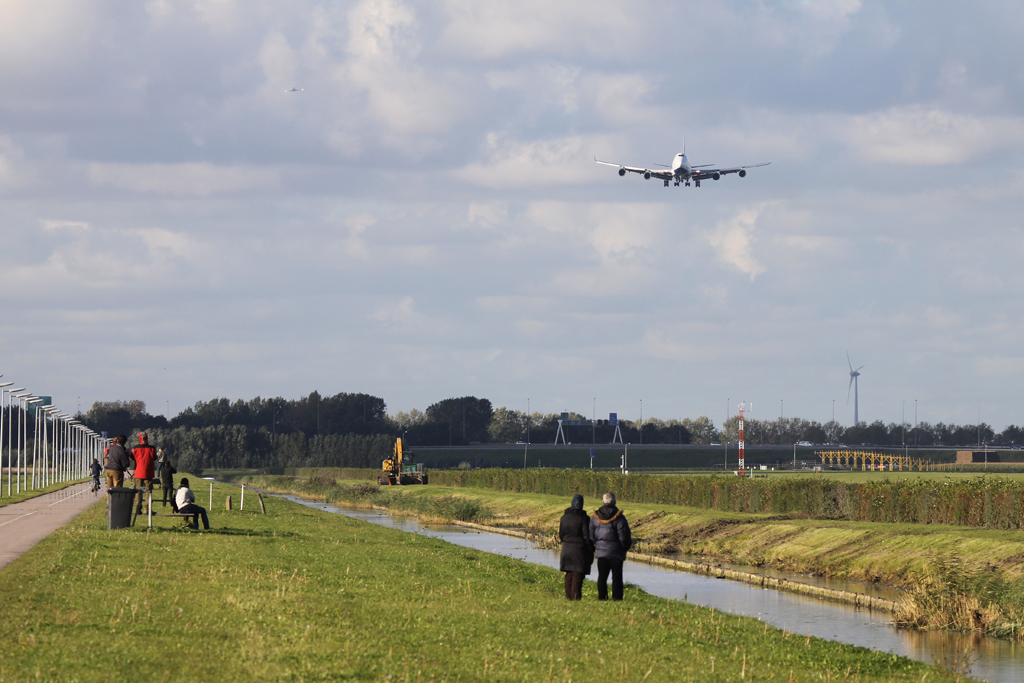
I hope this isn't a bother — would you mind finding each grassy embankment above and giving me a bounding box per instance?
[0,478,90,509]
[0,476,964,682]
[222,469,1024,641]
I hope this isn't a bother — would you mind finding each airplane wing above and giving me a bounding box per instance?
[692,161,771,180]
[595,158,672,180]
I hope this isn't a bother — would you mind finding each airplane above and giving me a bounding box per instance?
[286,87,304,92]
[595,144,770,188]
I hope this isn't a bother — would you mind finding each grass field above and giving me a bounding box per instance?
[224,471,1024,641]
[0,476,966,682]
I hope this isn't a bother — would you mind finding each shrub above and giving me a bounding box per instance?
[430,470,1024,528]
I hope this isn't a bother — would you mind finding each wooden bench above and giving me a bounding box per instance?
[137,491,200,528]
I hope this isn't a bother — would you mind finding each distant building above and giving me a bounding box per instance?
[956,450,1000,464]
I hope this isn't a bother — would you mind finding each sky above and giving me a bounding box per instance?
[2,0,1024,429]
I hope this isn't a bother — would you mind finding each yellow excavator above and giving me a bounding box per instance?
[378,438,428,485]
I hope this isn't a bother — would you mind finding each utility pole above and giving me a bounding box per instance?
[914,399,918,447]
[724,397,729,469]
[524,398,529,469]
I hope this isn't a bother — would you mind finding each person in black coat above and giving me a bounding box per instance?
[589,492,632,601]
[559,494,594,600]
[160,459,178,510]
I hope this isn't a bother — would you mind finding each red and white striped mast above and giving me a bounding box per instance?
[738,402,746,474]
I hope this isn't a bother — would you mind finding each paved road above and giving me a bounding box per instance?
[0,483,103,572]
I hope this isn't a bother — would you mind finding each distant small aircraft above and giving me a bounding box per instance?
[286,87,304,92]
[596,143,770,188]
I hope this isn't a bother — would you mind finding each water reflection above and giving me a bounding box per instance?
[286,497,1022,683]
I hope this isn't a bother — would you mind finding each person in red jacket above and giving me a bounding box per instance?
[132,432,157,515]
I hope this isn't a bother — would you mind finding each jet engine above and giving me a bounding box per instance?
[712,173,721,180]
[618,168,626,176]
[643,171,651,180]
[738,169,747,178]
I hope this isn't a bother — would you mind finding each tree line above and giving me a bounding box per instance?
[73,393,1024,472]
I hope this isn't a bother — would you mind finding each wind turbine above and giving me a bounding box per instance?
[847,351,864,426]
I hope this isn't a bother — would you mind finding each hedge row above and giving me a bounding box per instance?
[431,469,1024,528]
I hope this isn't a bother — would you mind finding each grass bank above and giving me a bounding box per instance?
[0,478,960,682]
[0,478,90,509]
[227,471,1024,642]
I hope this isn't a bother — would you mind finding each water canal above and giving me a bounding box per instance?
[281,495,1022,683]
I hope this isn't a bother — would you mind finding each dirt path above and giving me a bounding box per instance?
[0,483,103,571]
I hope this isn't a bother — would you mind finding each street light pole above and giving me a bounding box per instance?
[0,382,12,497]
[12,393,31,493]
[28,398,42,489]
[914,399,918,447]
[724,397,729,470]
[524,398,530,470]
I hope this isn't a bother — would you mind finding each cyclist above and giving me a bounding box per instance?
[89,458,102,492]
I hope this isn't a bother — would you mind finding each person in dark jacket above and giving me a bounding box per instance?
[160,459,178,510]
[89,458,102,492]
[559,494,594,600]
[103,435,131,489]
[589,492,632,601]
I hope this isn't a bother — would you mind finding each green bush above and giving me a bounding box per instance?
[430,469,1024,528]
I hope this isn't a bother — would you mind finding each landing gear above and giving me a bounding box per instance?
[694,180,701,188]
[664,180,669,187]
[673,180,680,187]
[685,181,690,187]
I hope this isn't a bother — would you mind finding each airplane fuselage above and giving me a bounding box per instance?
[672,153,690,179]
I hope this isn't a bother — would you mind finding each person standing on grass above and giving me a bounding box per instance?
[104,435,131,489]
[589,492,632,601]
[559,494,594,600]
[175,478,210,530]
[160,458,178,510]
[131,432,158,515]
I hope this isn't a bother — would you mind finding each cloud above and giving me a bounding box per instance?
[336,0,463,141]
[840,106,1024,165]
[977,356,1024,377]
[341,212,376,259]
[370,295,415,322]
[41,220,90,232]
[455,134,612,187]
[438,0,639,59]
[641,329,713,363]
[0,137,29,192]
[86,163,280,196]
[467,202,508,229]
[522,201,664,264]
[705,204,769,280]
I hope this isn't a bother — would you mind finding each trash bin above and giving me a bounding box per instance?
[108,487,138,529]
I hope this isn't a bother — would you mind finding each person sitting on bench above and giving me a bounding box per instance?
[174,478,210,530]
